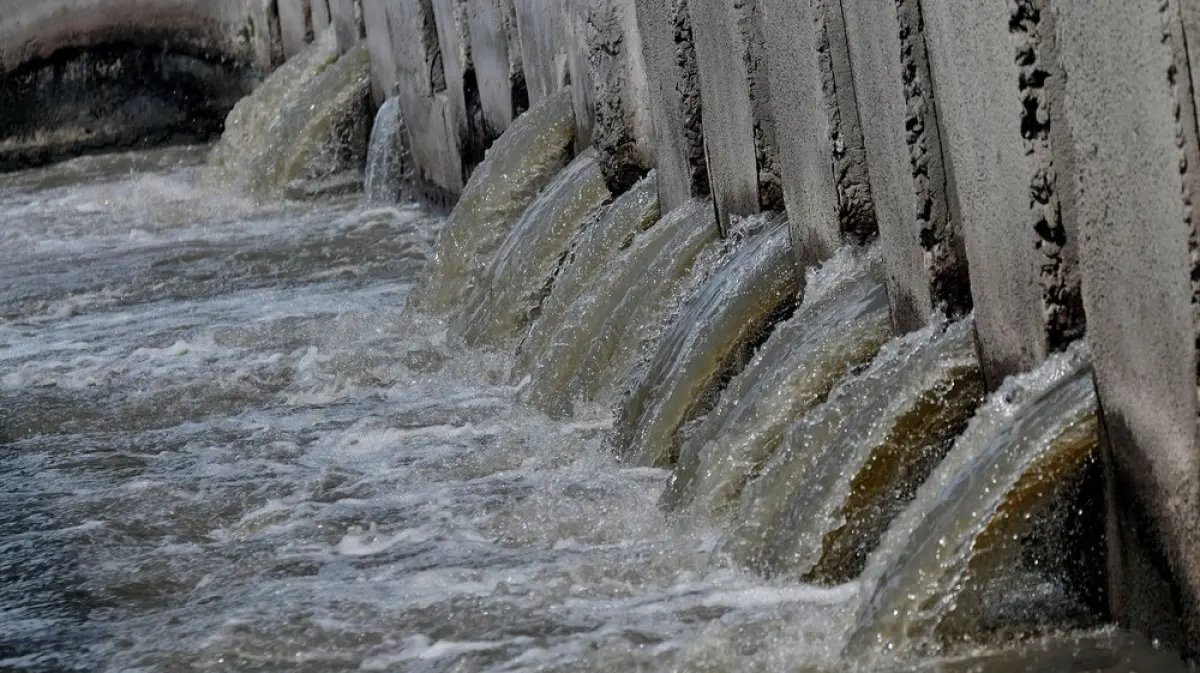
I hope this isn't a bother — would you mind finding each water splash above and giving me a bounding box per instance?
[849,344,1103,661]
[412,88,578,313]
[364,97,412,203]
[519,198,718,417]
[612,218,801,467]
[513,173,660,384]
[716,316,983,584]
[663,247,894,517]
[455,150,611,348]
[210,31,372,199]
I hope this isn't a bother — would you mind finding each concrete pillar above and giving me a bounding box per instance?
[1055,0,1200,653]
[432,0,488,172]
[387,0,465,198]
[920,0,1082,389]
[361,0,396,102]
[760,0,877,268]
[249,0,286,72]
[468,0,524,136]
[562,0,595,148]
[686,0,762,233]
[513,0,568,105]
[312,0,332,36]
[839,0,971,332]
[633,0,708,212]
[279,0,313,58]
[331,0,362,52]
[588,0,655,193]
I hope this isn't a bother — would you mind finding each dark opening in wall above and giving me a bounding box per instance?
[0,44,257,172]
[511,69,530,119]
[460,67,489,179]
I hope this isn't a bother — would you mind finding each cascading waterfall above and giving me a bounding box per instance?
[455,149,611,347]
[5,67,1185,670]
[517,197,719,416]
[848,345,1104,660]
[610,218,802,467]
[662,247,894,518]
[363,97,412,203]
[209,29,372,199]
[716,315,984,582]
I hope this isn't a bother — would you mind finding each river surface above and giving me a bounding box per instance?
[0,147,1189,672]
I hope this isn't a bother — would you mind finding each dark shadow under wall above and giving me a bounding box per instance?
[0,44,258,172]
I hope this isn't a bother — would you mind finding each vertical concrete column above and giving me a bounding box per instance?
[312,0,332,36]
[331,0,362,51]
[513,0,568,105]
[761,0,877,268]
[1056,0,1200,653]
[633,0,708,211]
[589,0,655,193]
[248,0,286,72]
[432,0,490,173]
[686,0,762,233]
[562,1,595,148]
[387,0,465,198]
[839,0,970,332]
[279,0,313,58]
[920,0,1082,388]
[361,0,396,102]
[468,0,525,136]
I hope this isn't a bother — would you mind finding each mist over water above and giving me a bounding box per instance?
[0,145,1190,673]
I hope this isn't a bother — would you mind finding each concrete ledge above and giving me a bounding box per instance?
[1056,0,1200,654]
[762,0,877,268]
[839,0,970,332]
[279,0,313,59]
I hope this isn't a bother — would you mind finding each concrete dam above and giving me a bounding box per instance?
[2,0,1199,670]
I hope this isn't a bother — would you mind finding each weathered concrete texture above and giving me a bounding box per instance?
[761,0,876,268]
[1056,0,1200,654]
[279,0,313,58]
[513,0,568,105]
[380,0,464,200]
[588,0,655,193]
[361,0,397,100]
[312,0,332,37]
[562,1,596,148]
[468,0,526,136]
[432,0,488,174]
[634,0,708,211]
[920,0,1081,389]
[331,0,363,52]
[686,0,761,233]
[736,0,782,212]
[839,0,970,332]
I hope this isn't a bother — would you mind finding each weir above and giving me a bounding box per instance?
[4,0,1200,670]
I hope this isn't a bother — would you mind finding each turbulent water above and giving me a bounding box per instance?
[1,93,1193,673]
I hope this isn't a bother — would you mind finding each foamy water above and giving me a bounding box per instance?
[0,148,1185,672]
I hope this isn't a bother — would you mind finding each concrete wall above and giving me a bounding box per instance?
[839,0,970,332]
[0,0,278,73]
[760,0,876,268]
[13,0,1200,652]
[1056,0,1200,652]
[920,0,1083,390]
[634,0,708,211]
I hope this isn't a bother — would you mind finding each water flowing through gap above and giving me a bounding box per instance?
[0,57,1193,673]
